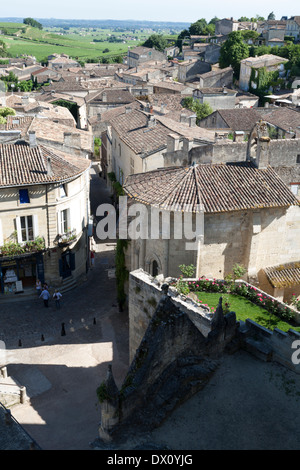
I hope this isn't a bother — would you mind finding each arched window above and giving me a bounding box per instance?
[152,260,159,277]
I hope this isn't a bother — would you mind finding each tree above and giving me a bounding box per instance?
[189,18,208,35]
[0,71,19,91]
[241,30,260,43]
[0,40,8,58]
[0,107,16,124]
[18,80,33,92]
[219,31,249,77]
[182,97,213,124]
[143,34,168,52]
[23,17,43,30]
[176,29,190,49]
[267,12,275,20]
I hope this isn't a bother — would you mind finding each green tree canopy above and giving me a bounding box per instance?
[182,97,213,123]
[23,17,43,30]
[143,34,168,52]
[0,40,8,58]
[267,12,275,20]
[0,107,16,124]
[189,18,215,36]
[219,31,250,77]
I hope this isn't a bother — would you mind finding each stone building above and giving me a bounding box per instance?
[198,66,233,89]
[285,16,300,40]
[192,87,237,111]
[107,106,215,184]
[127,46,167,69]
[239,54,288,92]
[122,122,300,285]
[0,141,91,296]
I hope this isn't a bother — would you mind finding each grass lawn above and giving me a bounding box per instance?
[195,291,300,333]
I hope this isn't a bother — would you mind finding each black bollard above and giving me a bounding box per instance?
[18,339,22,347]
[61,322,66,336]
[93,317,96,325]
[41,334,45,342]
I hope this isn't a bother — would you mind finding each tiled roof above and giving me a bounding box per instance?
[110,108,178,155]
[156,115,216,142]
[264,261,300,288]
[199,66,233,79]
[41,81,87,93]
[147,93,193,113]
[28,118,93,151]
[86,88,135,104]
[259,107,300,133]
[38,92,85,107]
[0,116,34,137]
[123,163,299,214]
[0,143,90,187]
[212,108,263,131]
[241,54,288,67]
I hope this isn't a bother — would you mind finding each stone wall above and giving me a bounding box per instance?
[239,319,300,374]
[128,269,211,361]
[99,270,237,441]
[98,269,300,442]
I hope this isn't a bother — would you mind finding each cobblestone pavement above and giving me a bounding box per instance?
[0,168,130,450]
[0,247,118,349]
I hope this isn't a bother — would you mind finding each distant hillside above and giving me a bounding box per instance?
[0,17,190,31]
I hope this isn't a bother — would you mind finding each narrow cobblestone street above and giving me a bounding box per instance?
[0,166,130,450]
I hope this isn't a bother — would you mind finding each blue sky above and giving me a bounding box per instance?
[0,0,299,23]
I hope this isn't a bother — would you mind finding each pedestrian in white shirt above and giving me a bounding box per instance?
[53,290,62,309]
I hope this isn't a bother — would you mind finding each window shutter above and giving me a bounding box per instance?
[33,214,39,239]
[57,211,61,235]
[0,219,3,247]
[16,216,22,243]
[67,208,71,232]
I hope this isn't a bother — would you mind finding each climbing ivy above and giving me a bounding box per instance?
[249,66,281,103]
[115,239,129,311]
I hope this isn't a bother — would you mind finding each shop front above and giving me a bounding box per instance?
[0,253,44,295]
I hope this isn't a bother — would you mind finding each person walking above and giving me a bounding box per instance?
[40,288,50,308]
[53,289,62,309]
[36,279,42,297]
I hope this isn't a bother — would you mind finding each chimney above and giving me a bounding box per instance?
[233,131,244,142]
[29,130,37,148]
[255,121,270,169]
[161,103,166,114]
[167,134,180,152]
[47,156,53,176]
[147,115,156,127]
[189,115,197,127]
[22,95,29,106]
[180,112,188,123]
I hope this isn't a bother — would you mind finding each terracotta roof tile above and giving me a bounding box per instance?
[264,261,300,288]
[123,163,299,213]
[0,143,90,187]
